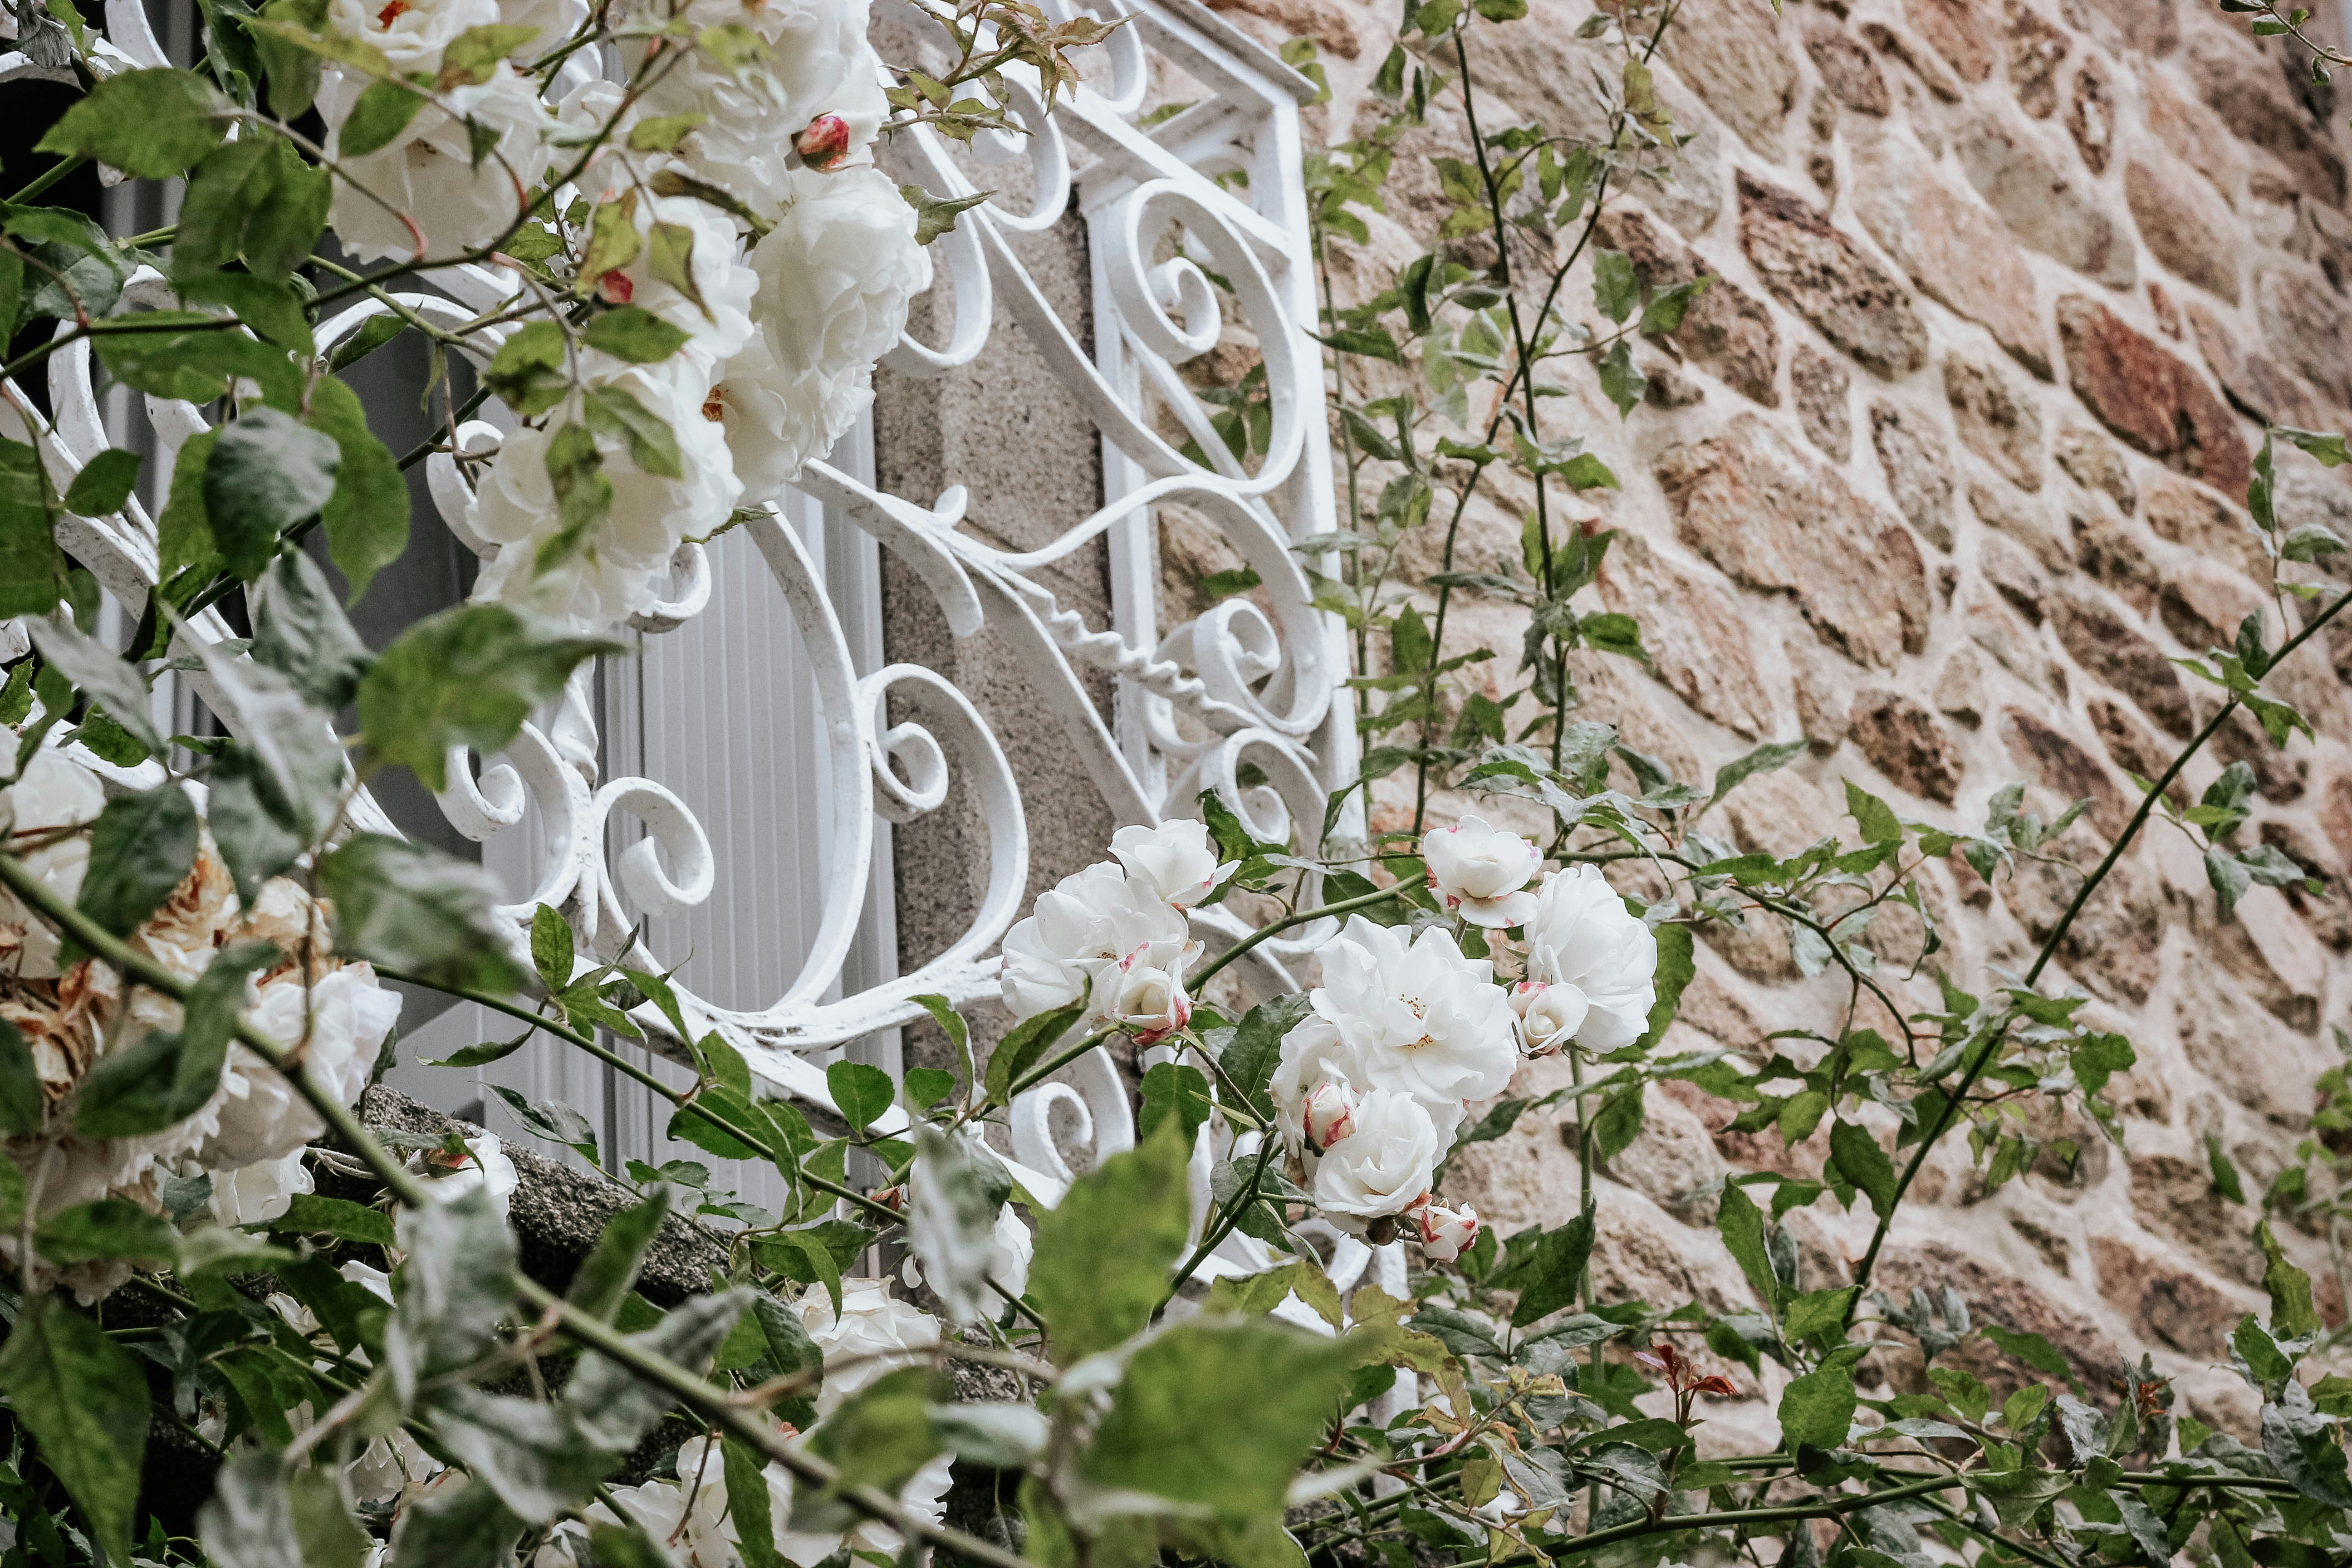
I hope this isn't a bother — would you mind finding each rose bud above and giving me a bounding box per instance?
[795,113,854,171]
[1302,1081,1359,1152]
[1411,1197,1480,1261]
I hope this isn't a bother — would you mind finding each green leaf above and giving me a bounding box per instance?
[0,438,63,620]
[1078,1318,1354,1517]
[437,21,539,83]
[1828,1121,1897,1220]
[714,1294,823,1426]
[582,304,691,363]
[175,270,314,355]
[29,619,162,751]
[272,1194,397,1246]
[2259,1220,2322,1338]
[1591,249,1639,325]
[75,783,200,940]
[1597,338,1646,416]
[2207,1134,2246,1203]
[358,604,617,792]
[316,833,530,995]
[897,184,992,246]
[35,1197,176,1266]
[37,68,227,177]
[305,376,409,602]
[337,79,428,157]
[174,137,331,282]
[1220,992,1311,1123]
[903,1067,958,1108]
[1783,1287,1857,1342]
[582,384,683,478]
[203,408,341,580]
[723,1440,781,1568]
[385,1190,519,1400]
[825,1060,895,1134]
[1778,1363,1856,1448]
[807,1366,947,1501]
[251,550,373,709]
[1715,1180,1779,1312]
[0,1019,40,1136]
[1633,922,1693,1051]
[909,994,974,1099]
[94,314,299,407]
[64,449,140,519]
[982,995,1088,1108]
[1707,738,1807,813]
[1138,1061,1213,1145]
[644,220,706,318]
[1929,1365,1991,1425]
[0,1295,150,1565]
[1029,1116,1193,1364]
[202,1453,372,1568]
[1981,1323,2080,1393]
[1509,1204,1597,1326]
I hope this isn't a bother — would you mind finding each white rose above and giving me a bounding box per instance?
[1509,980,1585,1058]
[1421,814,1541,929]
[470,363,744,632]
[1523,866,1659,1053]
[321,66,552,263]
[997,861,1196,1029]
[707,323,850,496]
[1110,819,1237,909]
[324,0,500,72]
[749,162,928,413]
[207,1147,314,1226]
[199,963,401,1169]
[1311,1088,1440,1220]
[496,0,584,57]
[801,1277,941,1415]
[348,1428,442,1506]
[0,748,104,978]
[626,0,888,216]
[1410,1196,1480,1262]
[1310,915,1516,1132]
[419,1132,518,1220]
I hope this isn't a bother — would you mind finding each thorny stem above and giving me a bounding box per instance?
[1844,576,2352,1318]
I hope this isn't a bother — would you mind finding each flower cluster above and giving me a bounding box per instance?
[997,818,1225,1040]
[998,809,1659,1265]
[1265,823,1656,1251]
[0,748,402,1301]
[309,0,933,633]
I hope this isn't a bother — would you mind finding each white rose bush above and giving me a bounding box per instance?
[2,0,2351,1562]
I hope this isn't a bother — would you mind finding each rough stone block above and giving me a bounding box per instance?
[1738,171,1931,379]
[1953,109,2136,286]
[2056,295,2252,496]
[1656,413,1932,668]
[1849,130,2052,377]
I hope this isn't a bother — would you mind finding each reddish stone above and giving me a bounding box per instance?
[1655,414,1932,669]
[2088,1237,2236,1357]
[2049,595,2195,736]
[1906,0,1995,80]
[1738,172,1928,379]
[2067,54,2117,175]
[1853,689,1964,803]
[2055,295,2251,497]
[1806,24,1891,114]
[2006,0,2069,117]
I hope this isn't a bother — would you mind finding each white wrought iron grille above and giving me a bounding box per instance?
[5,0,1368,1289]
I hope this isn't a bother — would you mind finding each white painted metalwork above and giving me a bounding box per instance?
[6,0,1362,1245]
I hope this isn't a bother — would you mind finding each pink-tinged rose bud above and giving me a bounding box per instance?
[1411,1196,1480,1261]
[1302,1081,1359,1152]
[595,269,634,304]
[1110,960,1190,1046]
[795,114,854,171]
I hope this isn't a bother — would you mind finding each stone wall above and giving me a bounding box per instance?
[1200,0,2352,1445]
